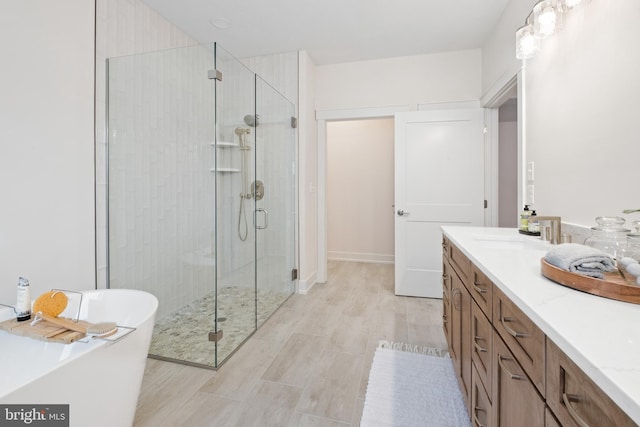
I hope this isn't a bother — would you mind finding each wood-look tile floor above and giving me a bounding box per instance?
[133,261,447,427]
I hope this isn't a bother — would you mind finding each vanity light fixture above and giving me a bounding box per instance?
[559,0,591,11]
[515,0,592,60]
[533,0,562,38]
[516,18,539,60]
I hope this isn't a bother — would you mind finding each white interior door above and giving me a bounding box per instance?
[395,109,485,297]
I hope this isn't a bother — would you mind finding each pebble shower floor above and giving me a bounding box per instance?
[149,286,290,367]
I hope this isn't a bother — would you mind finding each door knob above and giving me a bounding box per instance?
[397,210,411,216]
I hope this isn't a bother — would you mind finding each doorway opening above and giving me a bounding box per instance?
[326,118,395,264]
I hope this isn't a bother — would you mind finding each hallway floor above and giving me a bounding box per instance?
[133,261,447,426]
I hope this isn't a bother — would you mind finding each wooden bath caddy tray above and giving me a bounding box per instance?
[541,258,640,304]
[0,317,89,344]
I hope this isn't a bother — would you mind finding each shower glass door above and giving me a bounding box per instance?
[107,44,217,367]
[213,45,257,365]
[255,76,296,326]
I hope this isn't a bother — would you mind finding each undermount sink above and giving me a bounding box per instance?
[471,234,529,250]
[471,233,547,250]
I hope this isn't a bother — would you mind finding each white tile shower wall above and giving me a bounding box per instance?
[242,52,299,105]
[97,0,208,319]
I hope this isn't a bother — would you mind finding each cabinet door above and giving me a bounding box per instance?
[546,339,636,427]
[471,300,493,398]
[545,408,561,427]
[451,270,472,412]
[443,258,453,348]
[492,331,545,427]
[472,364,493,427]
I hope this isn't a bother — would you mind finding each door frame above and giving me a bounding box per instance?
[481,67,526,228]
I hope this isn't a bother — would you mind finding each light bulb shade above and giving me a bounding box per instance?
[516,24,539,59]
[558,0,591,12]
[533,0,562,38]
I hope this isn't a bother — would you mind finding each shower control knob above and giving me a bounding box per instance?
[397,210,411,216]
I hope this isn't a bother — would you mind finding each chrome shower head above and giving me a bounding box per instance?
[243,114,259,127]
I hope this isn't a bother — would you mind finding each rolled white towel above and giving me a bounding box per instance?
[544,243,615,279]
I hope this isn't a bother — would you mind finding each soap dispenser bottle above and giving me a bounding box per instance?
[519,205,531,231]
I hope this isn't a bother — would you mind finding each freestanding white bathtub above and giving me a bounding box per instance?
[0,289,158,427]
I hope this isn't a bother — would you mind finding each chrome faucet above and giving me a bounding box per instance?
[534,216,562,244]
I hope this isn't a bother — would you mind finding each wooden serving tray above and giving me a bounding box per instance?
[0,317,87,343]
[541,258,640,305]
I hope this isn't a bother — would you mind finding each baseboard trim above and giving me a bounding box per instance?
[327,251,394,264]
[297,270,317,294]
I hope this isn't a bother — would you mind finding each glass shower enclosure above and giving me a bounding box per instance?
[107,43,296,368]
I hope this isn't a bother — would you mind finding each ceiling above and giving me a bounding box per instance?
[141,0,510,65]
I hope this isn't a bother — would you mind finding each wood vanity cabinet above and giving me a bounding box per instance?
[442,237,472,413]
[472,364,493,427]
[492,330,545,426]
[442,256,452,353]
[493,286,546,396]
[471,300,493,397]
[546,339,637,427]
[449,258,472,412]
[442,235,639,427]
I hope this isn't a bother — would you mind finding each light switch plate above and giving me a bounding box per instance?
[527,161,535,182]
[527,184,535,205]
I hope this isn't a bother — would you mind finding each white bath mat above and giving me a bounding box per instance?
[361,343,471,427]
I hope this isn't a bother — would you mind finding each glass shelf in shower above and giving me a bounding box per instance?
[210,168,241,173]
[210,141,239,148]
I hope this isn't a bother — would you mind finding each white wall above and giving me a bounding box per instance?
[498,120,518,227]
[481,0,538,98]
[316,50,482,111]
[298,51,318,292]
[0,1,95,304]
[327,119,394,263]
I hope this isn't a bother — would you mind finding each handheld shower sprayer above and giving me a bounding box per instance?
[235,126,252,241]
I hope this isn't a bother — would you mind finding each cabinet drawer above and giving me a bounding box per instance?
[546,339,636,427]
[443,237,471,284]
[472,364,492,427]
[470,263,493,318]
[443,257,452,300]
[492,331,545,427]
[471,300,493,398]
[493,286,545,396]
[443,292,451,351]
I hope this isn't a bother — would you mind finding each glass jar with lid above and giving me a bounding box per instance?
[618,220,640,286]
[583,216,630,260]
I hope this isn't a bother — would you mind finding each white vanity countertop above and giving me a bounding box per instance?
[442,226,640,424]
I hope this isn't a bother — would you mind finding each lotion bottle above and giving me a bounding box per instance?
[16,276,31,321]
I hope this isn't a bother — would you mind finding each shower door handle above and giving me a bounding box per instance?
[254,208,268,230]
